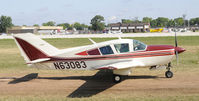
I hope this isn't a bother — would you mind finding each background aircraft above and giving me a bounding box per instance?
[150,28,163,32]
[13,33,185,83]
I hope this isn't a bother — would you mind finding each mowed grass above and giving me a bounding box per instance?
[0,36,199,101]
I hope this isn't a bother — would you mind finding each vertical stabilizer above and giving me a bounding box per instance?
[13,33,59,63]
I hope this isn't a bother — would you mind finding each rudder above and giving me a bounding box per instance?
[13,33,59,63]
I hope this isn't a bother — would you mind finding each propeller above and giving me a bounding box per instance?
[174,28,179,65]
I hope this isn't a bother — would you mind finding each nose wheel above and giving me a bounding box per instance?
[165,62,173,78]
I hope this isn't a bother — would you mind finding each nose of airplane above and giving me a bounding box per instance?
[175,47,185,54]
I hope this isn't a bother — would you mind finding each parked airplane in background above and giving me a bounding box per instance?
[150,28,163,32]
[13,33,185,83]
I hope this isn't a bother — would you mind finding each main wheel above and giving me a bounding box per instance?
[165,71,173,78]
[113,75,122,83]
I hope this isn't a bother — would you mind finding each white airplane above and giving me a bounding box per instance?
[13,33,185,83]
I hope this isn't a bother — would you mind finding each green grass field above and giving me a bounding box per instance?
[0,36,199,101]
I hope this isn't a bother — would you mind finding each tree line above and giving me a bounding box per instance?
[39,21,89,30]
[123,17,199,28]
[40,15,105,31]
[1,15,199,33]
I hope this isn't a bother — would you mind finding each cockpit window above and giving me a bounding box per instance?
[114,43,129,53]
[87,48,101,55]
[99,45,114,55]
[133,40,147,51]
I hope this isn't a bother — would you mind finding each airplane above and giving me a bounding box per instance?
[150,28,163,32]
[13,33,185,83]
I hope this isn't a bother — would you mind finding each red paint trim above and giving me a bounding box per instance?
[146,45,174,51]
[87,48,101,55]
[15,37,49,61]
[49,50,175,61]
[75,51,88,56]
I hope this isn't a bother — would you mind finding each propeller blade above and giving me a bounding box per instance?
[175,31,178,47]
[174,23,179,65]
[175,50,179,65]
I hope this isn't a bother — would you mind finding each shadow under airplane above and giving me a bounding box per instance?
[8,73,38,84]
[6,70,159,98]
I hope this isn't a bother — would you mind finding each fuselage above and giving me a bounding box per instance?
[32,39,185,70]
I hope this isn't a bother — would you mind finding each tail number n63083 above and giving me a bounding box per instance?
[54,61,87,69]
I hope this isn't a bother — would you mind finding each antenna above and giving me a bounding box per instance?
[118,29,122,39]
[118,35,122,39]
[88,38,96,44]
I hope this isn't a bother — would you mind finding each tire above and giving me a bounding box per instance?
[113,75,122,83]
[165,71,173,78]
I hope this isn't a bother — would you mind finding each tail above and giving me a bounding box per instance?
[13,33,59,64]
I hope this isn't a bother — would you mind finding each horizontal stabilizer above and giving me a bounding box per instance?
[27,58,50,64]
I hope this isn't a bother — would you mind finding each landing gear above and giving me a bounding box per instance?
[113,74,122,83]
[165,62,173,78]
[165,71,173,78]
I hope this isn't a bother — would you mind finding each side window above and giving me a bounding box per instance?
[87,48,101,55]
[133,40,146,51]
[114,43,129,53]
[99,45,114,55]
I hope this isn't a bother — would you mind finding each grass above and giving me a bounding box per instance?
[0,36,199,101]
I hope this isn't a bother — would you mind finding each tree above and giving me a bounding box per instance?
[90,15,105,31]
[155,17,169,27]
[174,17,184,27]
[167,19,175,27]
[121,19,133,24]
[33,24,39,27]
[73,23,89,30]
[67,25,73,30]
[142,17,152,23]
[57,23,70,29]
[190,18,196,26]
[73,22,83,30]
[81,24,89,29]
[133,17,141,23]
[150,19,157,28]
[88,26,92,30]
[190,17,199,26]
[42,21,55,26]
[0,15,13,33]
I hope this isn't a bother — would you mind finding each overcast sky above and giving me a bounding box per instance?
[0,0,198,26]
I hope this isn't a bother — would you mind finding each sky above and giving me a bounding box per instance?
[0,0,198,26]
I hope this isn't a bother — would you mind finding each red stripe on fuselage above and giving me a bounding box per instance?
[49,50,175,61]
[146,45,174,51]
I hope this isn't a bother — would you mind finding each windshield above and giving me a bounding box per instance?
[133,40,147,51]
